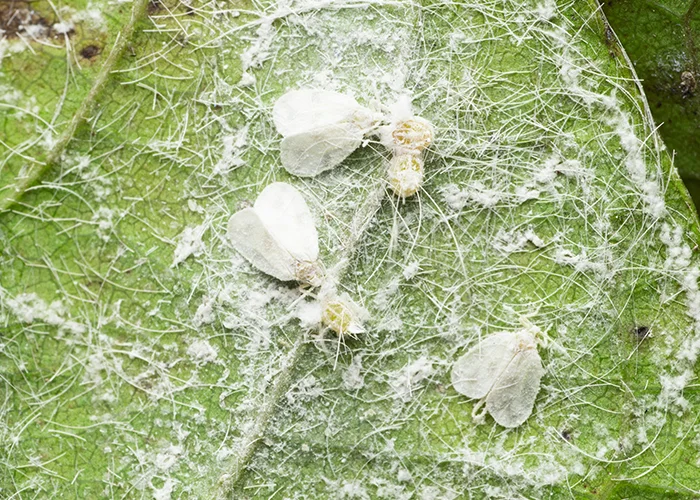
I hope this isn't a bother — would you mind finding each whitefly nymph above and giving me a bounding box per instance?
[387,154,424,198]
[450,325,546,428]
[381,96,434,197]
[320,292,366,337]
[228,182,324,287]
[273,89,377,177]
[390,116,434,156]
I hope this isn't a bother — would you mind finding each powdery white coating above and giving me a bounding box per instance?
[451,330,545,428]
[227,182,322,286]
[273,89,375,176]
[295,300,323,329]
[3,292,86,335]
[187,339,218,366]
[391,356,434,402]
[52,21,75,34]
[171,224,207,267]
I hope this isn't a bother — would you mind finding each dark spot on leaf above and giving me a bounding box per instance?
[680,71,696,98]
[601,20,621,59]
[561,429,572,441]
[80,44,101,60]
[633,325,650,342]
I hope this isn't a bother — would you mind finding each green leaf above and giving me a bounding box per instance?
[2,0,700,498]
[602,0,700,194]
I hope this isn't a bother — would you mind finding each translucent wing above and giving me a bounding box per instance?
[254,182,319,262]
[451,332,518,399]
[485,345,544,428]
[280,123,363,177]
[273,89,361,137]
[227,207,296,282]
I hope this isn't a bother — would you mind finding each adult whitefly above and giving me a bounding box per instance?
[451,329,545,428]
[273,89,368,137]
[272,89,376,177]
[228,182,324,287]
[451,332,516,400]
[280,123,365,177]
[484,341,544,428]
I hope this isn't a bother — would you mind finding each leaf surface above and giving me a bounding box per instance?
[603,0,700,206]
[2,0,700,498]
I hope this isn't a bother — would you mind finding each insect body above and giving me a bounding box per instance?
[321,296,365,336]
[387,154,424,198]
[272,90,435,198]
[273,89,376,177]
[450,328,545,428]
[228,182,324,287]
[389,116,434,156]
[381,97,434,198]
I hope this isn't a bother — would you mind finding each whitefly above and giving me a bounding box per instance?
[228,182,324,287]
[273,89,377,177]
[450,324,546,428]
[381,96,434,198]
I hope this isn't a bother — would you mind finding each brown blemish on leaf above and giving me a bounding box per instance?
[632,325,650,342]
[80,44,102,60]
[680,71,697,98]
[601,19,622,59]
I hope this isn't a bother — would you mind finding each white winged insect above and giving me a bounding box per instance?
[450,325,546,428]
[273,89,377,177]
[228,182,324,287]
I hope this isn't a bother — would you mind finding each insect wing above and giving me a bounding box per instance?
[273,89,361,137]
[280,123,363,177]
[227,207,296,282]
[451,332,518,399]
[254,182,319,262]
[485,345,544,428]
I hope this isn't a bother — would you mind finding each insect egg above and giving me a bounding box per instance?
[391,117,433,153]
[387,154,424,198]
